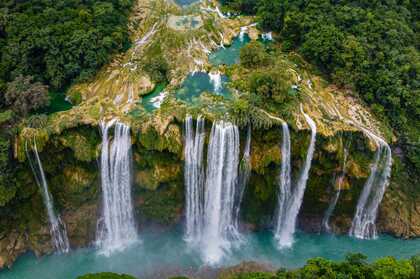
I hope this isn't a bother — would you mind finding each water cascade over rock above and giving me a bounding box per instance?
[274,111,317,248]
[202,121,241,264]
[349,131,392,239]
[97,121,137,254]
[209,71,222,93]
[274,122,292,244]
[184,115,206,245]
[322,146,349,232]
[25,140,70,253]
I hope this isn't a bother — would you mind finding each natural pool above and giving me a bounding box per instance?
[1,230,419,279]
[141,83,167,113]
[139,33,249,112]
[174,0,201,7]
[209,34,251,66]
[176,72,230,103]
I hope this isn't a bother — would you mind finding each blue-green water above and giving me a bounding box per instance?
[209,35,251,66]
[174,0,200,6]
[176,72,230,103]
[141,83,167,113]
[1,230,419,279]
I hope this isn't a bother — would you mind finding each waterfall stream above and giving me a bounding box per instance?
[202,121,241,264]
[274,122,292,244]
[97,121,137,254]
[184,115,206,245]
[234,125,252,232]
[275,111,317,248]
[322,146,349,232]
[209,71,222,93]
[26,140,70,253]
[349,131,392,239]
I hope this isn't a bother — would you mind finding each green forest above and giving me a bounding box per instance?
[221,0,419,172]
[78,254,420,279]
[0,0,133,206]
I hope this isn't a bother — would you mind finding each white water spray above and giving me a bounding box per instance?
[322,146,349,232]
[202,121,241,264]
[184,115,206,245]
[275,110,317,248]
[97,121,137,254]
[26,140,70,253]
[209,71,222,93]
[274,122,292,246]
[349,131,392,239]
[239,26,247,42]
[261,32,273,41]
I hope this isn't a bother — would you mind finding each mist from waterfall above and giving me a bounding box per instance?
[202,121,241,264]
[26,140,70,254]
[349,132,392,239]
[97,121,137,254]
[274,111,317,248]
[184,115,206,245]
[322,146,349,232]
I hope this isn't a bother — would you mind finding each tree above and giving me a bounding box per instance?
[372,257,415,279]
[240,42,270,69]
[5,75,49,117]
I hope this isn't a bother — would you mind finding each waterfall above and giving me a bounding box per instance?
[25,140,70,254]
[97,121,137,254]
[202,121,241,264]
[261,32,273,41]
[349,132,392,239]
[322,146,349,232]
[184,115,206,245]
[274,110,317,248]
[234,125,252,231]
[209,71,222,93]
[239,26,247,42]
[274,122,292,244]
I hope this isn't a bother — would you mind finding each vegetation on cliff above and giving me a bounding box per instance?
[221,0,419,175]
[0,0,134,208]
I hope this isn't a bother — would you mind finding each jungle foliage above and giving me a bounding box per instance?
[76,254,420,279]
[0,0,133,206]
[227,41,297,128]
[221,0,420,172]
[0,0,133,108]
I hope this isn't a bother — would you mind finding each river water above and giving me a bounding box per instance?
[1,229,419,279]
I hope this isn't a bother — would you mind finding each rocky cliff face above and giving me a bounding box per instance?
[0,110,418,268]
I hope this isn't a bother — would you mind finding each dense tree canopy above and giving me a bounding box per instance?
[222,0,420,172]
[0,0,133,207]
[0,0,133,102]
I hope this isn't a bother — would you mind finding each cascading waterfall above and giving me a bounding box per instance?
[274,122,292,244]
[202,121,241,264]
[184,115,206,245]
[209,71,222,93]
[349,132,392,239]
[261,32,273,41]
[322,146,349,232]
[233,125,252,232]
[274,110,317,248]
[239,26,247,42]
[97,121,137,254]
[25,140,70,254]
